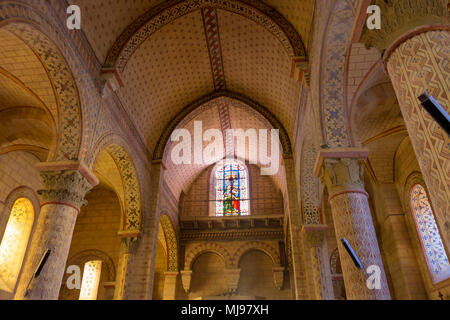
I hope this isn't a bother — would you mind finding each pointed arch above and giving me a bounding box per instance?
[155,91,292,160]
[104,0,306,70]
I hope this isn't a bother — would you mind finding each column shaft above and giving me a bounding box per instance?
[315,151,391,299]
[14,163,97,300]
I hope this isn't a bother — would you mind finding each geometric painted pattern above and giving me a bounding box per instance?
[319,0,353,147]
[409,184,449,283]
[159,214,178,272]
[107,144,142,231]
[104,0,306,70]
[201,7,227,91]
[387,30,450,244]
[300,138,321,224]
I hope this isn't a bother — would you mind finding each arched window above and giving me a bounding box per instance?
[214,160,249,216]
[409,184,449,283]
[79,260,102,300]
[0,198,34,292]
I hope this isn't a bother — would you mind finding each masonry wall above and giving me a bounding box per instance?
[238,250,291,300]
[60,187,121,300]
[393,137,450,299]
[0,151,42,300]
[0,152,42,218]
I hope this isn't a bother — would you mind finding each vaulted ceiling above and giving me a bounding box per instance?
[0,28,57,161]
[69,0,314,198]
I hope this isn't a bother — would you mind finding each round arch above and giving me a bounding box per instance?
[90,135,143,233]
[185,243,232,270]
[231,241,280,268]
[104,0,306,70]
[156,91,292,160]
[0,6,83,161]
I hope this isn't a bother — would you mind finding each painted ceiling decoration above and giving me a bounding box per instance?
[104,0,307,70]
[156,90,292,161]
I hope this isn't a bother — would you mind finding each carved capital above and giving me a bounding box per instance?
[118,231,140,254]
[36,161,98,209]
[180,270,193,293]
[302,225,327,247]
[360,0,449,54]
[272,267,285,290]
[319,158,366,196]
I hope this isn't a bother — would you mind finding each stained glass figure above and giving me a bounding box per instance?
[215,161,249,216]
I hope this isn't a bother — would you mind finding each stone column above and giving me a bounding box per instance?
[314,148,391,300]
[14,161,98,300]
[114,231,139,300]
[302,225,334,300]
[162,271,178,300]
[284,157,309,299]
[361,0,449,246]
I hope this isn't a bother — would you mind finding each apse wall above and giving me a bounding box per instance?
[181,163,283,217]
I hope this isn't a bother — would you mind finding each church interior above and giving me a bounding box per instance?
[0,0,449,300]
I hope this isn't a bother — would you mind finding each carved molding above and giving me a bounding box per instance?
[360,0,449,54]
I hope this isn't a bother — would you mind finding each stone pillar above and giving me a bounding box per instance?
[314,148,391,300]
[180,270,193,293]
[162,271,178,300]
[114,231,139,300]
[284,157,309,299]
[14,161,98,300]
[361,0,449,246]
[302,224,334,300]
[224,269,241,295]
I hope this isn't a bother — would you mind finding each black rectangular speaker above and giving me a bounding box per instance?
[418,93,450,136]
[341,238,363,269]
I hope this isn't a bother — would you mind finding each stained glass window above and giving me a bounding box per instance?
[215,161,249,216]
[0,198,34,292]
[79,260,102,300]
[410,184,450,283]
